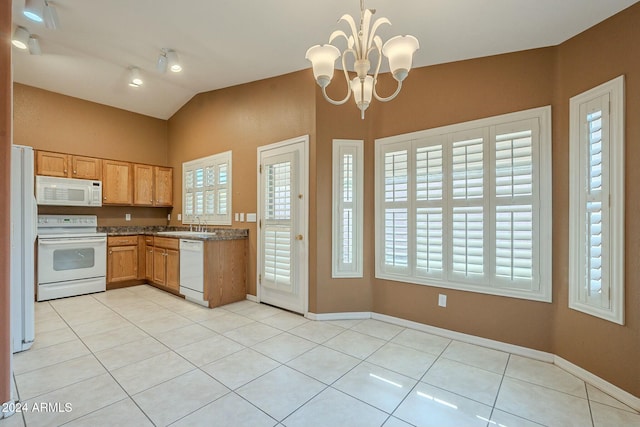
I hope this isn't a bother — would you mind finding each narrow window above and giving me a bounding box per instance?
[569,76,624,324]
[332,140,363,278]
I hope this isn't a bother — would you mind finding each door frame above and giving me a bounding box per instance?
[256,135,309,315]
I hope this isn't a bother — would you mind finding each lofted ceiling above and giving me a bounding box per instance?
[10,0,638,120]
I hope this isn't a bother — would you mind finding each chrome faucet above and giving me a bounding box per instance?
[195,216,201,232]
[202,218,208,233]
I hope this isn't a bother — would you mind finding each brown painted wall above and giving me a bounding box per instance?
[12,84,170,226]
[553,3,640,397]
[167,70,316,299]
[314,4,640,397]
[13,84,168,165]
[1,0,12,407]
[366,49,557,352]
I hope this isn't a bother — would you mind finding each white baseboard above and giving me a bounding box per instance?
[371,312,554,363]
[306,311,371,321]
[307,310,638,407]
[245,294,258,303]
[554,356,640,411]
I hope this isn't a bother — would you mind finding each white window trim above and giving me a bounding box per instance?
[374,106,553,302]
[182,150,233,226]
[569,76,625,325]
[332,139,364,278]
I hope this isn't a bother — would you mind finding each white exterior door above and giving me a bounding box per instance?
[257,136,308,314]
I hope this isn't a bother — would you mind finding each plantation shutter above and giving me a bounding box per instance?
[182,151,233,225]
[493,120,537,290]
[450,133,485,281]
[415,138,445,278]
[580,95,610,309]
[263,155,294,292]
[383,145,410,273]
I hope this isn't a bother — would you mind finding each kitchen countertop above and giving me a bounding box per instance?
[100,226,248,241]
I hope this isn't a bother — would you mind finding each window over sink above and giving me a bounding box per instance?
[182,150,232,226]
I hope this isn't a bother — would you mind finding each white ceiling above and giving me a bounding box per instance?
[10,0,638,120]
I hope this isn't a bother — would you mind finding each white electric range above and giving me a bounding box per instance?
[37,215,107,301]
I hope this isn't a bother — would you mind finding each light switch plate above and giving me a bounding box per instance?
[177,214,181,221]
[246,213,257,223]
[239,213,245,222]
[438,294,447,307]
[125,213,131,221]
[235,213,239,221]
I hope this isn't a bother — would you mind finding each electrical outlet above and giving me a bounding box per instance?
[240,213,245,222]
[167,213,171,221]
[177,214,181,221]
[438,294,447,307]
[125,213,131,221]
[235,213,239,221]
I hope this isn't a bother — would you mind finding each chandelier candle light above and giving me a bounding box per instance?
[305,0,419,119]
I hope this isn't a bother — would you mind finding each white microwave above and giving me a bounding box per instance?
[36,176,103,207]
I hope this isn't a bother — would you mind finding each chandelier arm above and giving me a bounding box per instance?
[373,79,403,102]
[321,53,354,106]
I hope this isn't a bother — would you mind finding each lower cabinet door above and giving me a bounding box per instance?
[107,245,138,283]
[166,249,180,290]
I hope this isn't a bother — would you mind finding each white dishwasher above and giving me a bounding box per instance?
[179,239,206,306]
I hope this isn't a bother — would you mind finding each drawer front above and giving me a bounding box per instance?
[108,235,139,246]
[153,236,179,250]
[144,236,154,246]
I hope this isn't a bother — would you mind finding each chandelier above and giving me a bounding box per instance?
[305,0,419,119]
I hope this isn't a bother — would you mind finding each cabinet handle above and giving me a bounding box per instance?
[73,170,77,174]
[109,250,112,254]
[104,197,107,200]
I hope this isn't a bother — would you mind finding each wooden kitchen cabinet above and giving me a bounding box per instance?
[133,164,173,206]
[154,166,173,206]
[71,156,102,180]
[36,151,102,180]
[203,238,247,307]
[36,151,68,177]
[133,164,154,205]
[103,160,133,205]
[107,236,139,284]
[151,237,179,291]
[143,236,154,282]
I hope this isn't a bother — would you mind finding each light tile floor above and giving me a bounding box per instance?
[1,285,638,427]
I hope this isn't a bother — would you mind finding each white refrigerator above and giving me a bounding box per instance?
[10,145,36,353]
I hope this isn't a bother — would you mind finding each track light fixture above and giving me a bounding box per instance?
[12,27,43,55]
[28,37,42,55]
[12,27,30,49]
[43,1,60,30]
[129,67,143,87]
[167,50,182,72]
[23,0,44,23]
[156,49,182,73]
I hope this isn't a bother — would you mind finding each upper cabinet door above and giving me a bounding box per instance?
[133,163,154,206]
[154,166,173,207]
[72,156,102,180]
[103,160,132,205]
[36,151,69,177]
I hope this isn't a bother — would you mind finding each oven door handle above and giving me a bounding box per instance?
[39,238,107,245]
